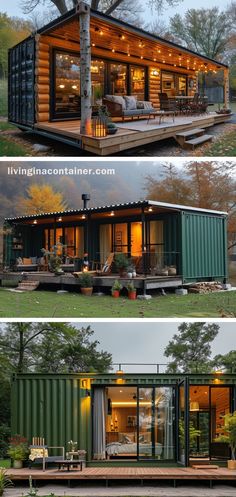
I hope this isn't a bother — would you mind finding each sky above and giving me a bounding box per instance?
[74,322,236,373]
[1,0,226,24]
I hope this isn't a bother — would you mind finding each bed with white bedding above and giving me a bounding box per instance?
[106,441,162,457]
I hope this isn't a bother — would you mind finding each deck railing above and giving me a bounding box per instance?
[93,251,180,276]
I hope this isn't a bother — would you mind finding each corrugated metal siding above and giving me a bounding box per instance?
[181,212,227,282]
[11,377,87,451]
[8,38,35,126]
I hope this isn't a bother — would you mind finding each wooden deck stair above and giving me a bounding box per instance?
[175,127,213,149]
[16,280,40,291]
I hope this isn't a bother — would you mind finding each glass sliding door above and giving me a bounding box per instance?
[99,224,112,264]
[114,223,128,253]
[138,387,175,461]
[91,59,105,104]
[54,51,81,118]
[110,64,127,95]
[189,386,210,459]
[131,222,142,257]
[148,220,164,272]
[130,66,145,100]
[138,388,154,459]
[162,71,187,97]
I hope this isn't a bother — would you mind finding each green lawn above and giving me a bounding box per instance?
[0,121,30,156]
[0,287,235,318]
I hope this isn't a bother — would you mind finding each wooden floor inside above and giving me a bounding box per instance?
[34,112,231,155]
[7,466,236,482]
[0,272,182,291]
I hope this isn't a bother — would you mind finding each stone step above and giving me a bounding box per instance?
[175,128,205,139]
[185,134,213,149]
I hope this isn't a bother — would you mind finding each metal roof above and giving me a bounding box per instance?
[35,7,228,69]
[5,199,227,223]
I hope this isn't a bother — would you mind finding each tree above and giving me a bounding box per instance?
[17,183,67,214]
[0,322,112,374]
[169,8,233,60]
[0,14,31,79]
[144,161,236,250]
[164,322,219,373]
[20,0,181,20]
[212,350,236,373]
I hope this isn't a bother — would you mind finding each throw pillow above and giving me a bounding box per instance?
[124,96,137,110]
[112,95,126,110]
[142,101,154,109]
[137,101,144,109]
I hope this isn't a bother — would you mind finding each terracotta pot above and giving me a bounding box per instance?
[112,290,120,298]
[13,460,23,469]
[128,291,137,300]
[81,287,93,296]
[227,460,236,470]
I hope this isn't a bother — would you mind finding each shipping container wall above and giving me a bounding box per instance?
[181,212,227,282]
[11,376,90,453]
[8,38,35,126]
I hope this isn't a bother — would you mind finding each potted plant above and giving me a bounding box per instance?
[216,411,236,469]
[106,122,118,135]
[7,435,29,469]
[41,242,66,275]
[126,281,137,300]
[111,280,123,298]
[114,253,129,277]
[0,468,13,496]
[79,272,93,296]
[94,86,103,105]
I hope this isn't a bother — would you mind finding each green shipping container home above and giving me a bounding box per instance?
[11,371,236,466]
[3,198,228,287]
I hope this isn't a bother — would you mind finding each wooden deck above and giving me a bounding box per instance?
[0,272,182,292]
[6,466,236,484]
[34,113,231,156]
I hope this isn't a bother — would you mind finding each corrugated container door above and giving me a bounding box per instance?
[181,212,227,282]
[8,38,35,126]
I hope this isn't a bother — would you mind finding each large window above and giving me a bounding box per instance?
[44,226,84,258]
[162,71,187,97]
[110,64,127,95]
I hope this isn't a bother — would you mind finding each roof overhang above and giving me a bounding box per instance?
[36,7,228,73]
[5,199,228,225]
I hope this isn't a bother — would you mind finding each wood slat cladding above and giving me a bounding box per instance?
[35,35,50,122]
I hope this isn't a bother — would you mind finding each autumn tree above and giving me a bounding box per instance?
[164,322,219,373]
[169,8,233,60]
[144,161,236,249]
[17,183,67,214]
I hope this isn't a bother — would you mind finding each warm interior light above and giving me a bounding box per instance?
[112,401,151,407]
[110,211,115,216]
[58,217,62,222]
[71,85,77,90]
[82,214,86,220]
[190,401,199,411]
[33,219,37,224]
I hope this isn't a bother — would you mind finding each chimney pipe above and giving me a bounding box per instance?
[82,193,90,209]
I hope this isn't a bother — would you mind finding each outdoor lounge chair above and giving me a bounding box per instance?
[94,253,115,275]
[158,93,177,113]
[103,96,155,120]
[29,442,65,471]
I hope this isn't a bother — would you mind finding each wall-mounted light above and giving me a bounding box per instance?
[57,217,62,222]
[119,34,125,40]
[148,207,153,212]
[110,211,115,216]
[33,219,37,225]
[152,70,159,77]
[82,214,86,220]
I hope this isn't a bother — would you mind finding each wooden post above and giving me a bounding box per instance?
[223,68,230,108]
[77,1,92,135]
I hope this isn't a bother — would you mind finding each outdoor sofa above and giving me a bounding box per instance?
[103,95,155,120]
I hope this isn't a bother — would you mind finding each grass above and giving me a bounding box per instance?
[0,287,235,318]
[0,459,10,468]
[0,121,30,156]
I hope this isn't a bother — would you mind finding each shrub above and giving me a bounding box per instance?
[0,426,11,459]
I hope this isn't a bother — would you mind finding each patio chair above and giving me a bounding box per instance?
[29,438,65,471]
[94,252,115,275]
[159,93,177,112]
